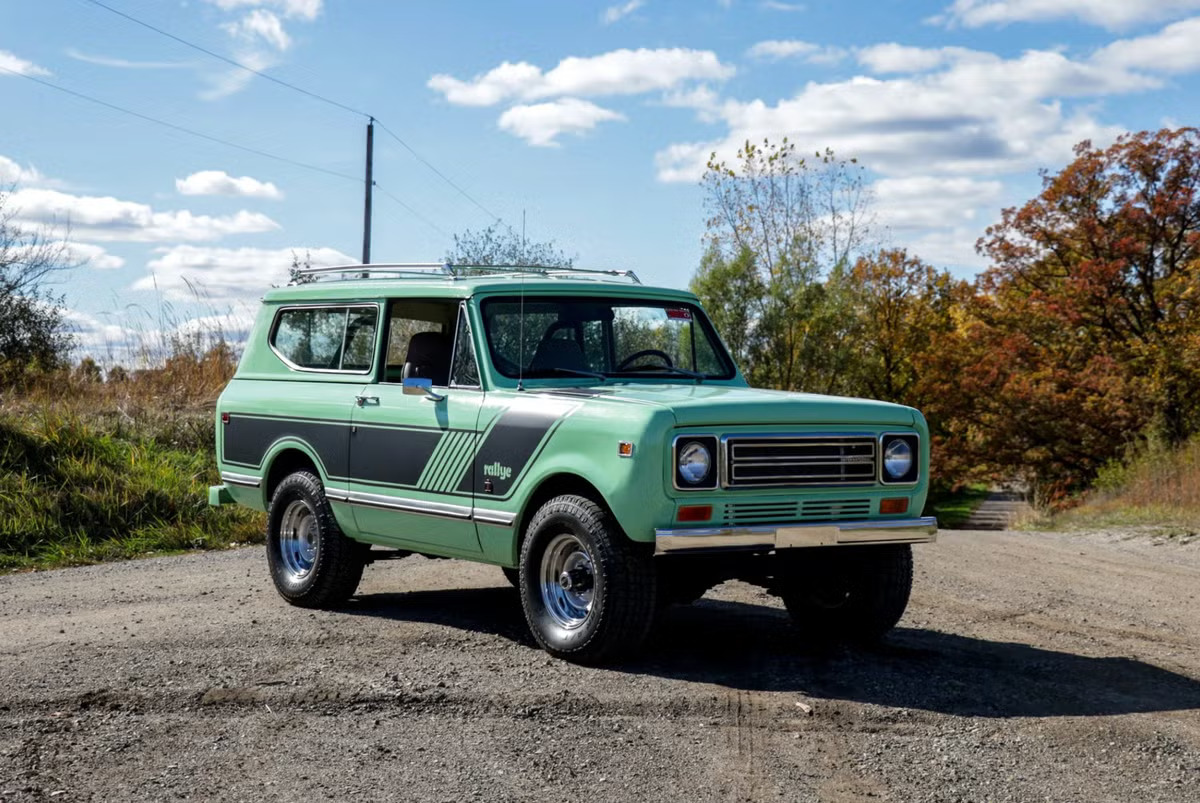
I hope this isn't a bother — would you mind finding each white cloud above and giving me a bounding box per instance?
[204,0,320,99]
[873,176,1005,230]
[603,0,644,24]
[176,170,283,200]
[934,0,1200,30]
[0,155,46,185]
[654,51,1132,185]
[200,50,276,100]
[9,188,279,243]
[207,0,322,20]
[0,49,50,77]
[761,1,806,10]
[137,245,354,301]
[429,48,734,107]
[856,44,973,73]
[498,99,626,147]
[223,9,292,51]
[1093,16,1200,73]
[66,49,193,70]
[60,242,125,270]
[747,40,846,64]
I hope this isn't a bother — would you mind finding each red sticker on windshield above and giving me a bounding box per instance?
[666,308,692,320]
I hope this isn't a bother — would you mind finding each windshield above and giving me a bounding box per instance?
[481,296,735,381]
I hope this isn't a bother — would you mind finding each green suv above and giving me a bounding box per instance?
[209,263,936,663]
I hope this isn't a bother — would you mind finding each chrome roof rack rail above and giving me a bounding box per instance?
[290,263,641,285]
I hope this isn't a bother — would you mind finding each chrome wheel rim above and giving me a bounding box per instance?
[278,499,319,581]
[539,533,595,630]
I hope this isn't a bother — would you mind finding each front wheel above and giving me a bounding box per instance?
[777,544,912,645]
[266,470,366,608]
[519,495,657,664]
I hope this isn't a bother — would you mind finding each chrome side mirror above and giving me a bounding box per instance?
[402,376,445,402]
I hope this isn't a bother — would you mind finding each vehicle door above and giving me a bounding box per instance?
[347,298,484,555]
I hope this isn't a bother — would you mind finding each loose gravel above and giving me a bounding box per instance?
[1,530,1198,802]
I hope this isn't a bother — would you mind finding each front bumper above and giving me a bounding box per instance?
[654,516,937,555]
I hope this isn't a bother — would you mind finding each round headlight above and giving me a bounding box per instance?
[677,441,712,484]
[883,439,913,479]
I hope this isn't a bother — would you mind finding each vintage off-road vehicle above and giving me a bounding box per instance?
[209,263,936,663]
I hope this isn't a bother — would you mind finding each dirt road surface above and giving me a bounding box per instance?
[2,530,1199,802]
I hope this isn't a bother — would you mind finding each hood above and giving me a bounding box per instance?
[543,383,917,428]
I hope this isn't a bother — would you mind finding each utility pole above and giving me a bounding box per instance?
[362,116,374,264]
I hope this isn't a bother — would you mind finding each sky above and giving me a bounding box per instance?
[1,0,1198,358]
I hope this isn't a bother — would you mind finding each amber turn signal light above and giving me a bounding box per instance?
[676,504,713,523]
[880,498,909,515]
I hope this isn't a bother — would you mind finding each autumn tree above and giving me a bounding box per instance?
[842,249,965,404]
[963,127,1200,497]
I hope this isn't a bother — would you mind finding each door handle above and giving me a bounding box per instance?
[355,395,379,407]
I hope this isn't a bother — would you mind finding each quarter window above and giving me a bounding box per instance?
[271,306,378,372]
[449,304,481,388]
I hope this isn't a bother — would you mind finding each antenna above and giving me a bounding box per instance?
[517,269,526,392]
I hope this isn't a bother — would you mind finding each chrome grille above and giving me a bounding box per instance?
[725,436,876,488]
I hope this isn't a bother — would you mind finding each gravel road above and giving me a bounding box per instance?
[2,530,1199,802]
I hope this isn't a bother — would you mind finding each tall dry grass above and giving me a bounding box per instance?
[0,303,263,571]
[1048,439,1200,532]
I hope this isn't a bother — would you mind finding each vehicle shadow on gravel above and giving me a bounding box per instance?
[640,600,1200,719]
[346,587,1200,719]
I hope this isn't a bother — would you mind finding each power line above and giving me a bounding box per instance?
[373,120,504,224]
[79,0,370,119]
[78,0,507,227]
[0,65,363,183]
[374,184,451,239]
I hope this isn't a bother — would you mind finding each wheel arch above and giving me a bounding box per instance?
[511,472,615,565]
[261,441,327,506]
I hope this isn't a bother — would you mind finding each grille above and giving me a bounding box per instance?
[723,498,872,524]
[725,436,876,488]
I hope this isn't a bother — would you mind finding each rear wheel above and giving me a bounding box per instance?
[519,494,657,663]
[266,470,366,608]
[777,545,912,645]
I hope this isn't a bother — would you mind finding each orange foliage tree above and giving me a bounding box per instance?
[963,128,1200,498]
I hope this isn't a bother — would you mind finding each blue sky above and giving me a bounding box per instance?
[1,0,1198,357]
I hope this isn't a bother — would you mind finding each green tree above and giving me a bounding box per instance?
[692,139,875,391]
[0,189,75,384]
[446,223,574,268]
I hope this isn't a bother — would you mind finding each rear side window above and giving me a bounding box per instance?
[271,305,378,372]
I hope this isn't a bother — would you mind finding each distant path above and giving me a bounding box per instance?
[960,489,1034,530]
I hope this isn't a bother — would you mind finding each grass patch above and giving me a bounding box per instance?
[924,483,991,529]
[0,409,264,572]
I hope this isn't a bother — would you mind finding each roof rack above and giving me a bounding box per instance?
[290,262,642,285]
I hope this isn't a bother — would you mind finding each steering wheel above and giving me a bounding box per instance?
[617,349,674,371]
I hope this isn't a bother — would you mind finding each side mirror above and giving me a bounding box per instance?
[402,376,445,402]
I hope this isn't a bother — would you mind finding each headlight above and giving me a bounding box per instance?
[883,439,913,479]
[677,441,712,484]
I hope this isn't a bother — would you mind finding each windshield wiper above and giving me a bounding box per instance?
[529,366,608,382]
[623,366,706,382]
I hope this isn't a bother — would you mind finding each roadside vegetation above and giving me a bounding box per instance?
[0,340,264,572]
[1027,439,1200,535]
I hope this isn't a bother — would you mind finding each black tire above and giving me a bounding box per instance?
[501,566,520,588]
[266,470,366,608]
[519,494,657,664]
[777,544,912,645]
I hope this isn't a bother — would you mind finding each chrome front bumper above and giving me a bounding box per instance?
[654,516,938,555]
